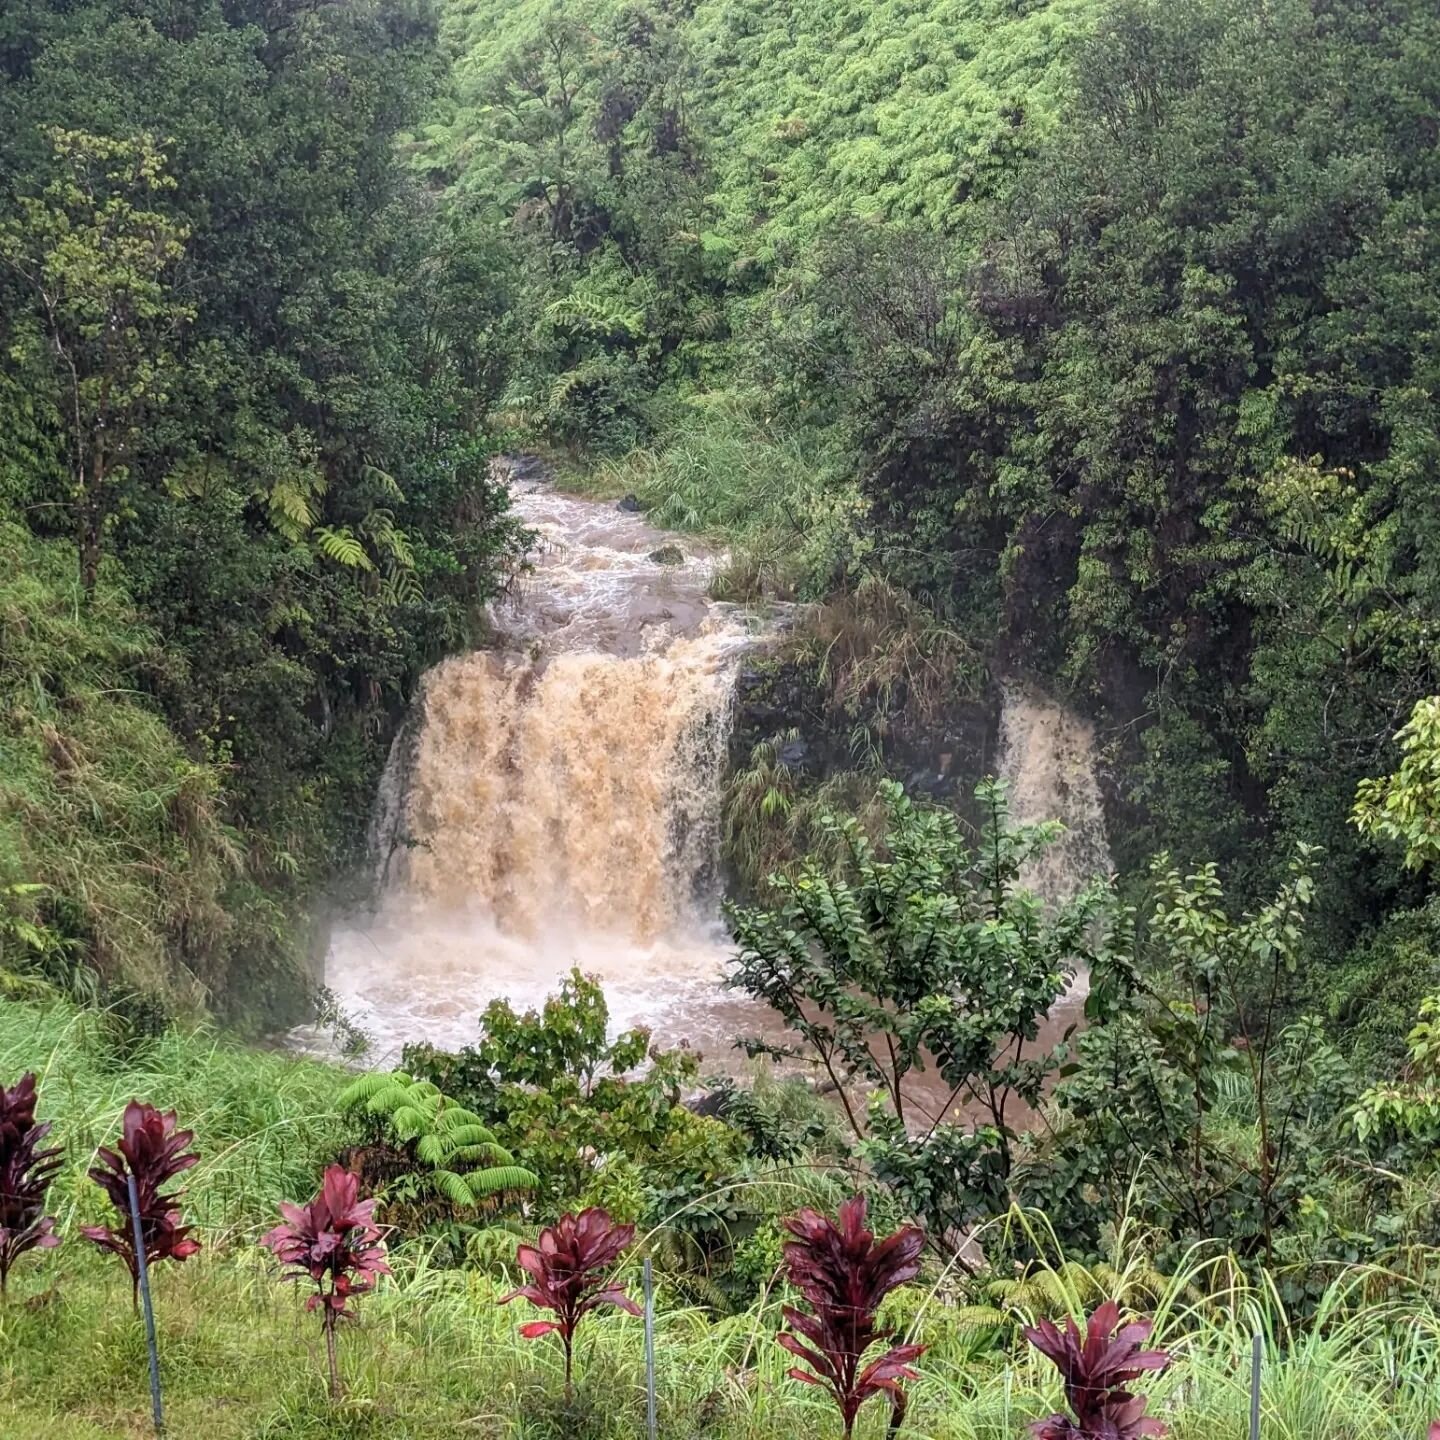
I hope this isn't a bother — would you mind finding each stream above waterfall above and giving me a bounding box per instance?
[312,466,1109,1125]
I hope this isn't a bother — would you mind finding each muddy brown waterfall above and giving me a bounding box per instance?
[321,465,757,1061]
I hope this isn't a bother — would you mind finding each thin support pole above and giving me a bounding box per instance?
[643,1256,657,1440]
[126,1171,164,1438]
[1249,1329,1262,1440]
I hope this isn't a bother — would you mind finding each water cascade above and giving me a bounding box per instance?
[320,471,757,1062]
[996,681,1113,902]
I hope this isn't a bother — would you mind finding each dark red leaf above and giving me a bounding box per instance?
[83,1100,199,1299]
[1024,1302,1170,1439]
[776,1194,927,1435]
[0,1073,63,1294]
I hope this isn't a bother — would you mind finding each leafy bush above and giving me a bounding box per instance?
[777,1194,926,1439]
[262,1164,391,1399]
[81,1100,200,1306]
[0,1072,61,1298]
[501,1207,640,1396]
[405,969,741,1226]
[1024,1301,1170,1440]
[729,779,1116,1244]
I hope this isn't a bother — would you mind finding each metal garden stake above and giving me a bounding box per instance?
[127,1170,165,1437]
[644,1256,657,1440]
[1249,1329,1262,1440]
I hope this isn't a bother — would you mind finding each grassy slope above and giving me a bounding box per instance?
[0,526,241,1011]
[10,1242,1439,1440]
[3,1000,1438,1439]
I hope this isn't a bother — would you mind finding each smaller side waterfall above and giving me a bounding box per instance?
[997,681,1113,902]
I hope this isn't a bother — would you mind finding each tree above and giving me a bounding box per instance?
[1042,848,1355,1268]
[727,779,1117,1246]
[0,129,191,590]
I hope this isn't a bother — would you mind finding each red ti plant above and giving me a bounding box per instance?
[1024,1300,1171,1439]
[501,1207,640,1397]
[262,1165,390,1399]
[82,1100,200,1308]
[777,1194,927,1439]
[0,1073,62,1300]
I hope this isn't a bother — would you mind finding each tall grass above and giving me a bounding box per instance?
[0,997,345,1245]
[570,395,857,599]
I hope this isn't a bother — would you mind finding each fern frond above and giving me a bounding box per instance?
[360,462,405,502]
[266,478,318,540]
[382,564,424,606]
[448,1141,514,1165]
[432,1168,479,1209]
[432,1112,492,1139]
[337,1071,412,1109]
[544,292,644,338]
[464,1165,537,1197]
[313,524,375,570]
[389,1104,430,1141]
[415,1133,447,1165]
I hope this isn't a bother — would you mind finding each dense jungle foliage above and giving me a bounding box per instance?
[0,0,526,1020]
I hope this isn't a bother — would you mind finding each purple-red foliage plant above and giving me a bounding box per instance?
[262,1165,390,1399]
[777,1194,927,1439]
[1024,1299,1171,1439]
[81,1100,200,1308]
[0,1072,62,1300]
[500,1207,640,1397]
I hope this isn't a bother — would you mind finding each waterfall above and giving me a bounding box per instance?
[401,640,737,941]
[997,681,1113,902]
[318,466,755,1062]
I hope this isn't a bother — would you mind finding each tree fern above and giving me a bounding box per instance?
[338,1071,536,1212]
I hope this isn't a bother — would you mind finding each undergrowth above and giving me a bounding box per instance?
[1,999,1438,1438]
[568,397,858,599]
[0,997,345,1246]
[0,525,237,1012]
